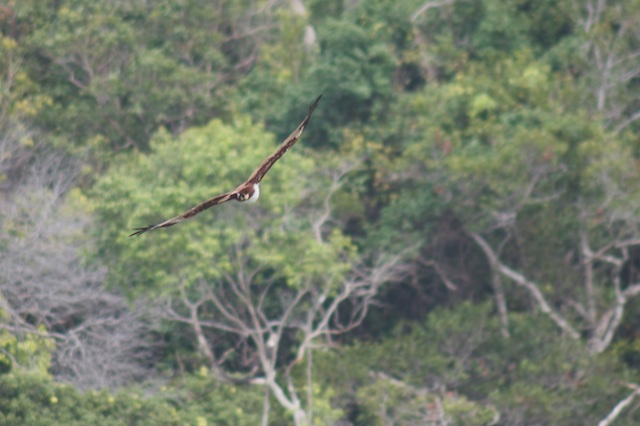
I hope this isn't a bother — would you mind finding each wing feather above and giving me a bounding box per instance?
[129,191,237,236]
[247,94,322,184]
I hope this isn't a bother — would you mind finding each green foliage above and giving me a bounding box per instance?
[4,0,640,424]
[0,370,267,426]
[157,371,272,426]
[0,326,53,375]
[316,303,640,425]
[11,0,271,157]
[396,44,636,281]
[356,378,495,426]
[365,184,446,252]
[248,7,399,150]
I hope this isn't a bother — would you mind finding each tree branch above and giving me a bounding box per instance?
[411,0,454,22]
[598,384,640,426]
[471,232,580,340]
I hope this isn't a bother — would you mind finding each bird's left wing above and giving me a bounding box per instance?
[129,191,237,236]
[246,94,322,184]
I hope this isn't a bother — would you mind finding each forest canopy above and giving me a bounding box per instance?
[1,0,640,425]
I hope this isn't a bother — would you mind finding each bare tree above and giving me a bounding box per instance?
[161,165,407,426]
[471,229,640,354]
[0,138,159,389]
[575,0,640,132]
[468,142,640,353]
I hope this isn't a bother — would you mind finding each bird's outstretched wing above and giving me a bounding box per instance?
[129,94,322,236]
[129,191,237,236]
[247,94,322,184]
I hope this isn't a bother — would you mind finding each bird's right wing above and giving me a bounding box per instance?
[129,191,237,236]
[246,94,322,184]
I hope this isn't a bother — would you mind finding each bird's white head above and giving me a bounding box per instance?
[238,183,260,203]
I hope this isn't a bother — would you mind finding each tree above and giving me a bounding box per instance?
[314,302,640,425]
[160,173,403,425]
[399,48,640,352]
[574,0,640,133]
[0,126,158,389]
[91,116,407,425]
[12,0,282,154]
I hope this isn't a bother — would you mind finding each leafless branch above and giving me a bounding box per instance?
[311,160,360,243]
[471,232,581,340]
[598,383,640,426]
[578,0,640,129]
[411,0,454,22]
[614,109,640,133]
[417,259,458,291]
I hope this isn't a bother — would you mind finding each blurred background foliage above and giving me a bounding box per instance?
[2,0,640,424]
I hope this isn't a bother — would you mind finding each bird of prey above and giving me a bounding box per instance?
[129,95,322,236]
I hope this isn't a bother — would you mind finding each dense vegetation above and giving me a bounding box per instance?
[2,0,640,424]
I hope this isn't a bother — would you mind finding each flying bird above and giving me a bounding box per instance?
[129,95,322,236]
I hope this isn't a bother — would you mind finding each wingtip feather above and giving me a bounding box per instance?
[129,226,153,237]
[309,94,322,113]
